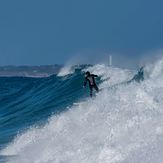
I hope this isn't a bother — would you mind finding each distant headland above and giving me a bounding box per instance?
[0,65,63,77]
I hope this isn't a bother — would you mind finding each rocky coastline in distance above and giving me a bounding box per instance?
[0,65,63,77]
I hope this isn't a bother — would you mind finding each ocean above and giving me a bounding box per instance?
[0,61,163,163]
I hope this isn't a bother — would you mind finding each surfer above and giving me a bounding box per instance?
[83,71,99,97]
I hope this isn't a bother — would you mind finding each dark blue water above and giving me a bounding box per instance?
[0,68,89,150]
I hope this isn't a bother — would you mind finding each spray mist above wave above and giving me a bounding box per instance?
[1,59,163,163]
[57,63,91,77]
[57,65,74,77]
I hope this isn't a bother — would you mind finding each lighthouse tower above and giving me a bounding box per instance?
[109,55,112,67]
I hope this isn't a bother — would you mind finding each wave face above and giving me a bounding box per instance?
[1,61,163,163]
[0,66,88,151]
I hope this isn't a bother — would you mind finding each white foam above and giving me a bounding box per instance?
[1,61,163,163]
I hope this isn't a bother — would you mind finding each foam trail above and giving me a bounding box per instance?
[1,61,163,163]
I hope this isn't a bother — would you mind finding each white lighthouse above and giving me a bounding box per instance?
[109,55,112,67]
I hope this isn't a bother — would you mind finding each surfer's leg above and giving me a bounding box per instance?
[89,85,93,97]
[94,84,99,92]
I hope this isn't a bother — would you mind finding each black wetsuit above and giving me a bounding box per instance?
[84,74,99,97]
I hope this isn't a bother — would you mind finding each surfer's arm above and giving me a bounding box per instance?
[92,74,98,77]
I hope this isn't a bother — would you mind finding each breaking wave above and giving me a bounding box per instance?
[1,60,163,163]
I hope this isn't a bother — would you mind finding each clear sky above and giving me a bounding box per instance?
[0,0,163,66]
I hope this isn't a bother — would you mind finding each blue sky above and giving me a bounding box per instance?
[0,0,163,66]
